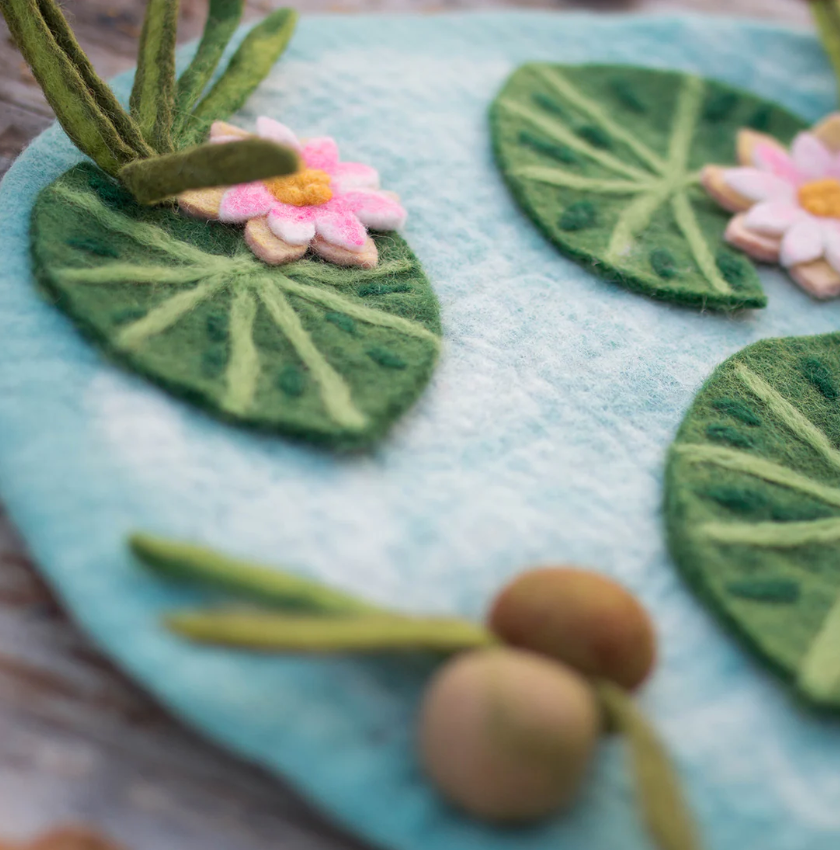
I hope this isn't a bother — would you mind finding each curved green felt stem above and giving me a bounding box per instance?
[174,0,245,131]
[130,533,386,615]
[164,611,497,652]
[1,0,150,174]
[596,682,702,850]
[118,137,299,204]
[811,1,840,96]
[130,0,180,152]
[177,8,299,147]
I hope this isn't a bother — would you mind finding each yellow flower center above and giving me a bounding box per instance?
[265,168,333,207]
[798,178,840,218]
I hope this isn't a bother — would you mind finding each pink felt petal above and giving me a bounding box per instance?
[725,214,781,263]
[751,143,801,184]
[779,219,825,268]
[701,165,754,213]
[313,205,368,252]
[218,183,275,222]
[743,201,808,236]
[823,230,840,274]
[791,132,834,180]
[343,191,407,230]
[302,138,340,172]
[267,205,317,246]
[332,162,380,191]
[256,117,302,151]
[723,168,796,202]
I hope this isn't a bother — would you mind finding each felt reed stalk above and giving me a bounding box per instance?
[811,0,840,93]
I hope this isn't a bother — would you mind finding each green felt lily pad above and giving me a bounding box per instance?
[490,64,808,311]
[31,163,441,449]
[665,333,840,709]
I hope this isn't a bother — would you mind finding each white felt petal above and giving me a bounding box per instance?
[823,229,840,274]
[791,132,833,179]
[743,201,807,236]
[779,219,825,268]
[723,168,795,202]
[267,207,317,246]
[256,117,302,151]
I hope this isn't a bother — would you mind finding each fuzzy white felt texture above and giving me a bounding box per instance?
[2,12,840,850]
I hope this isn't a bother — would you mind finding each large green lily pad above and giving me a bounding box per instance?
[666,333,840,709]
[31,163,441,449]
[491,64,808,311]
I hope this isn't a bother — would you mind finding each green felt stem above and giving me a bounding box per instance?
[33,0,153,159]
[596,682,702,850]
[164,611,497,652]
[118,138,299,205]
[2,0,148,173]
[173,0,244,132]
[178,8,298,147]
[130,533,386,615]
[130,0,180,152]
[799,592,840,705]
[811,0,840,95]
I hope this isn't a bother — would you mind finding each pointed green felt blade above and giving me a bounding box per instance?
[665,332,840,709]
[30,163,441,450]
[490,64,808,311]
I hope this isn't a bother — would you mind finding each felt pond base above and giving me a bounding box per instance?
[2,11,840,850]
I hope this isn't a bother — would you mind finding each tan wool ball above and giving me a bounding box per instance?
[418,647,600,823]
[488,567,657,690]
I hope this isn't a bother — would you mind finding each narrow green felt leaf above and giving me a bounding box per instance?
[665,332,840,709]
[31,163,441,450]
[177,8,298,148]
[118,138,299,204]
[130,0,180,152]
[2,0,150,174]
[490,64,808,311]
[173,0,244,132]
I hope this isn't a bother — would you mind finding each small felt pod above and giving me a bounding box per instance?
[5,0,443,449]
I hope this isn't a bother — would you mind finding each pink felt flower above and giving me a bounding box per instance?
[179,117,407,268]
[702,114,840,300]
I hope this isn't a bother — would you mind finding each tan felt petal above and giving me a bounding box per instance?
[311,235,379,269]
[812,113,840,153]
[736,129,787,166]
[28,825,125,850]
[725,214,781,263]
[789,259,840,300]
[245,217,308,265]
[178,187,225,219]
[209,120,251,141]
[701,165,754,213]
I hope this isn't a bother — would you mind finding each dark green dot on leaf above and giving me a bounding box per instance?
[716,251,749,288]
[706,423,754,449]
[368,347,406,370]
[278,365,306,397]
[712,397,761,427]
[727,579,800,604]
[747,104,773,132]
[67,237,119,258]
[706,485,767,514]
[325,312,357,334]
[519,131,579,164]
[111,306,147,325]
[532,92,567,118]
[650,248,678,279]
[577,124,612,149]
[206,311,229,342]
[610,79,646,113]
[201,346,227,378]
[800,357,839,400]
[559,200,598,232]
[358,281,412,297]
[703,90,739,122]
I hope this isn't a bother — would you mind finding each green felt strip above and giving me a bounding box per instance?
[665,332,840,711]
[1,0,146,173]
[130,0,180,152]
[596,682,702,850]
[178,8,298,147]
[811,1,840,95]
[164,611,496,652]
[130,533,384,615]
[32,163,441,449]
[490,64,806,310]
[118,138,299,204]
[174,0,244,133]
[33,0,152,159]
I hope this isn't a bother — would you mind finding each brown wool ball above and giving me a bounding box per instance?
[488,567,657,690]
[419,648,600,823]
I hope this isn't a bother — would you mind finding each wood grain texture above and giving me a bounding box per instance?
[0,0,814,846]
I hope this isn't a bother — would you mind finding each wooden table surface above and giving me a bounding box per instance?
[0,1,813,847]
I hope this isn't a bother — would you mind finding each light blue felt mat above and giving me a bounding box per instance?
[2,10,840,850]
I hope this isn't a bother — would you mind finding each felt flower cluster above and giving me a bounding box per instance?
[702,114,840,300]
[179,117,407,268]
